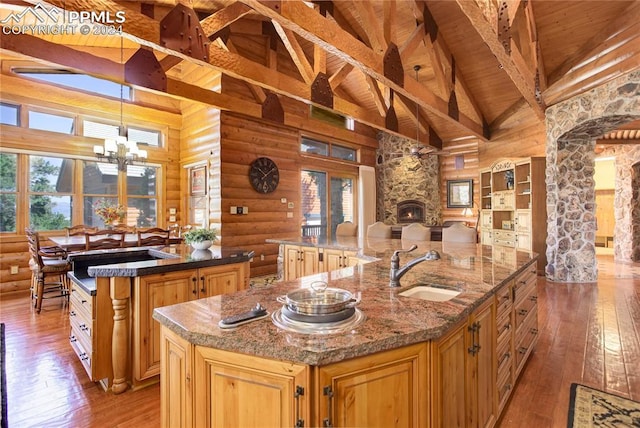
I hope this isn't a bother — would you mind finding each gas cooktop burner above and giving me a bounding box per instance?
[271,307,366,334]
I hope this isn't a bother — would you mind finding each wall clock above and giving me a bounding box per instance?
[249,157,279,193]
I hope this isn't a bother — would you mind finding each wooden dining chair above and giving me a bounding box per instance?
[137,227,170,247]
[84,230,126,250]
[65,224,98,237]
[25,228,72,313]
[64,225,98,252]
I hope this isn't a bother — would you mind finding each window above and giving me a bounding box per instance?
[28,155,72,230]
[126,165,158,227]
[83,120,162,148]
[83,120,120,139]
[301,137,357,162]
[28,111,74,134]
[16,70,131,100]
[0,153,18,232]
[301,170,355,239]
[0,103,19,126]
[82,160,118,227]
[128,126,161,147]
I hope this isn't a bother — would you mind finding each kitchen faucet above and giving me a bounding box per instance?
[389,244,441,287]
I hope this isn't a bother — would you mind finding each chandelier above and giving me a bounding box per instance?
[92,36,146,171]
[93,132,147,171]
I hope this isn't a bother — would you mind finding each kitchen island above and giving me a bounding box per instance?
[154,240,538,427]
[66,244,253,394]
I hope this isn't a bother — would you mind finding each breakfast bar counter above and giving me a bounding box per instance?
[65,244,253,394]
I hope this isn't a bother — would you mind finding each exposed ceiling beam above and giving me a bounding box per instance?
[272,21,315,84]
[350,0,387,55]
[239,0,487,140]
[22,0,392,134]
[454,0,545,120]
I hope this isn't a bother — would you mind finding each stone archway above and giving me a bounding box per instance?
[631,161,640,261]
[545,71,640,282]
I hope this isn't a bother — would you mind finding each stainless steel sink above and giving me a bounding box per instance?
[399,286,461,302]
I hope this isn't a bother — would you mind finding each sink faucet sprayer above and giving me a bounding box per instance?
[389,244,441,287]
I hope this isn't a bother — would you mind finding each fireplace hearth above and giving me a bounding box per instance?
[397,200,425,223]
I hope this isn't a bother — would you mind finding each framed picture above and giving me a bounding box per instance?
[447,179,473,208]
[190,166,207,196]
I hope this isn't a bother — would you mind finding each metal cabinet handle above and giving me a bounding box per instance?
[295,385,304,427]
[323,386,333,427]
[200,276,205,294]
[191,277,197,295]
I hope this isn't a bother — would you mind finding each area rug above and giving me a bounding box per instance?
[1,323,6,428]
[568,383,640,427]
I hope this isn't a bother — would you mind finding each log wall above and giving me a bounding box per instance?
[0,63,182,294]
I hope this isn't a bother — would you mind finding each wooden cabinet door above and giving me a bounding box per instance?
[317,343,428,428]
[299,246,320,277]
[323,248,344,272]
[515,210,532,234]
[197,263,245,298]
[343,250,360,267]
[134,270,196,381]
[193,347,309,428]
[469,299,496,428]
[160,327,193,428]
[432,320,469,427]
[284,245,302,280]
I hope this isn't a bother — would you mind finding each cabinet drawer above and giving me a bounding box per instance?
[493,230,516,247]
[515,312,538,371]
[70,284,94,317]
[495,285,512,317]
[70,310,93,346]
[496,311,512,345]
[497,365,513,413]
[70,330,93,377]
[496,336,512,378]
[513,264,537,298]
[515,292,537,331]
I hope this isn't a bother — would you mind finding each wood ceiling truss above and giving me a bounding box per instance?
[12,0,492,142]
[241,0,487,139]
[455,0,545,120]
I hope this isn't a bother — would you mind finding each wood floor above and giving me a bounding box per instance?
[1,255,638,428]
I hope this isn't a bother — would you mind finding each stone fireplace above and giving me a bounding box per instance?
[376,133,441,225]
[397,200,426,223]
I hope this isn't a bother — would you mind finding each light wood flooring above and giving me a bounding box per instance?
[1,255,638,428]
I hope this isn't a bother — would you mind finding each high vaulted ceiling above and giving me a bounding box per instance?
[1,0,639,148]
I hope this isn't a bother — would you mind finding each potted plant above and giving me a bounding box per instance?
[182,227,217,250]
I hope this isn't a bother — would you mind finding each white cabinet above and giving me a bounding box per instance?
[479,158,546,273]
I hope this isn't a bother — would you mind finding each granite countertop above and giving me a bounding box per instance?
[67,244,254,295]
[153,240,537,366]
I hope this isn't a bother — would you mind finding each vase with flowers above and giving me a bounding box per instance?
[93,199,125,229]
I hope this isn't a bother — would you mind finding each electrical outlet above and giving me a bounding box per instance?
[10,265,19,274]
[287,212,293,218]
[236,206,243,214]
[260,254,265,261]
[230,206,237,214]
[242,206,248,214]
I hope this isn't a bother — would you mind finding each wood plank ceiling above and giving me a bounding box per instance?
[1,0,639,148]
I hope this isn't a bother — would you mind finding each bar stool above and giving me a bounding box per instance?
[26,228,72,313]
